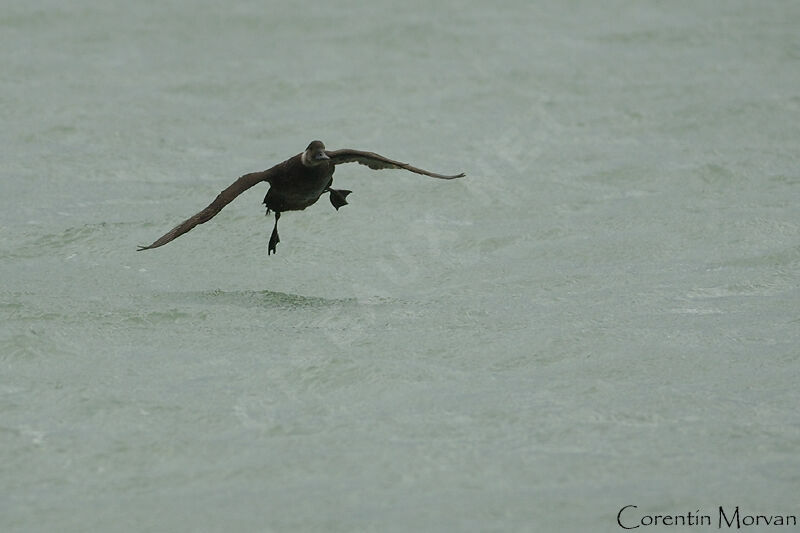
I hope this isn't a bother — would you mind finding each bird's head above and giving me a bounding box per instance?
[301,140,330,167]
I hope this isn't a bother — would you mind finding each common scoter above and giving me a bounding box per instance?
[138,141,465,254]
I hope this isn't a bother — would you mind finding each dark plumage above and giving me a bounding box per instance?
[138,140,465,254]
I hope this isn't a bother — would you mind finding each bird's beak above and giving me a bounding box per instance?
[315,151,330,161]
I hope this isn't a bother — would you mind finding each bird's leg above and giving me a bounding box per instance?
[325,188,352,210]
[268,212,280,255]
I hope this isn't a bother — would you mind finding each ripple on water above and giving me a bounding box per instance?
[154,289,360,310]
[0,329,73,361]
[10,222,135,259]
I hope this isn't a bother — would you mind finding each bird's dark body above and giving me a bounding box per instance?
[262,154,334,213]
[137,140,464,255]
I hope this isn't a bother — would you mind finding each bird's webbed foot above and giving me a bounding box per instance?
[268,212,280,255]
[268,227,279,255]
[328,188,352,210]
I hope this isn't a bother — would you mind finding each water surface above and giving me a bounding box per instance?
[2,1,799,531]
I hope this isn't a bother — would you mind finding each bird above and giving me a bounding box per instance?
[137,140,465,255]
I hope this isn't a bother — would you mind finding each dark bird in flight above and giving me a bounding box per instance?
[138,140,465,255]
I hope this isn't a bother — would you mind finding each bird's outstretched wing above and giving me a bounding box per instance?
[326,149,465,179]
[137,170,274,251]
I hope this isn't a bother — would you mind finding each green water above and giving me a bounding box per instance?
[2,1,799,531]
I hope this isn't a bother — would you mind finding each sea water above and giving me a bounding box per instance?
[2,1,798,531]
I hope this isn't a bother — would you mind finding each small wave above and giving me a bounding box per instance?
[155,289,359,310]
[0,330,73,361]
